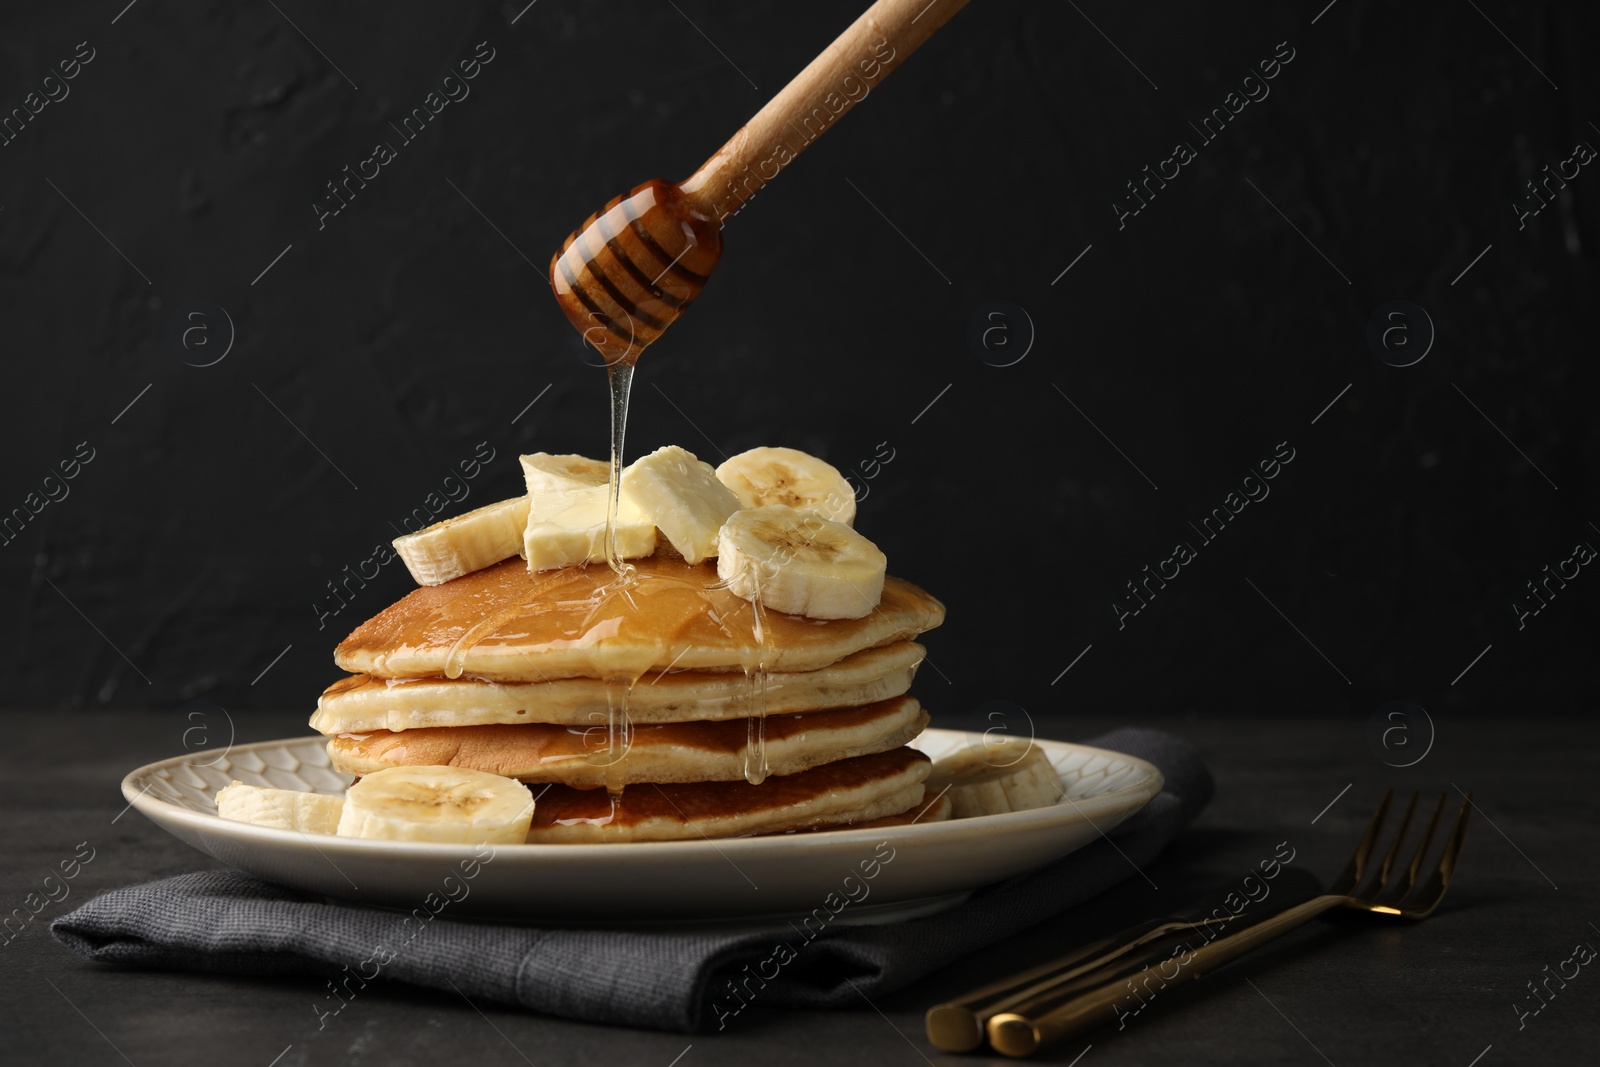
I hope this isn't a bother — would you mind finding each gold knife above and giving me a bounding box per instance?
[925,867,1319,1053]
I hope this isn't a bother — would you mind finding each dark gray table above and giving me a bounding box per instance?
[4,710,1595,1066]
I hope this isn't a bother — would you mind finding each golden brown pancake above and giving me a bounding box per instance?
[311,642,926,734]
[838,789,951,827]
[326,696,929,788]
[524,746,931,842]
[784,789,953,832]
[334,555,944,682]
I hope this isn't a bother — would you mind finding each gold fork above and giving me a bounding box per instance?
[983,790,1473,1057]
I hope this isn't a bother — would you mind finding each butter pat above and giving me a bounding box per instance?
[621,445,741,565]
[523,484,656,572]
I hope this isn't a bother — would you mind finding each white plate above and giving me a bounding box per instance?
[124,729,1163,925]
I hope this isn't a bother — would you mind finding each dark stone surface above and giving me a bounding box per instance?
[0,1,1595,731]
[4,709,1597,1065]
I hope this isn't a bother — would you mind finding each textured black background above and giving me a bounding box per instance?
[1,0,1594,740]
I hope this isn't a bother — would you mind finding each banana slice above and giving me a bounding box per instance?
[716,505,886,619]
[520,452,610,495]
[523,483,657,572]
[334,765,534,843]
[926,738,1061,818]
[215,781,345,834]
[621,445,741,564]
[715,447,857,525]
[392,496,530,587]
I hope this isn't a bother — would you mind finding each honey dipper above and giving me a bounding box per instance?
[551,0,971,365]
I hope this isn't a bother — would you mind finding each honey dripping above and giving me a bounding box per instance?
[549,179,720,797]
[552,178,720,588]
[566,675,633,835]
[742,670,770,786]
[546,0,974,792]
[440,603,527,680]
[593,673,637,786]
[437,570,575,679]
[741,581,772,785]
[559,362,640,794]
[603,360,638,579]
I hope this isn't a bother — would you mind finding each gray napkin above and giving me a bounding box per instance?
[53,727,1211,1033]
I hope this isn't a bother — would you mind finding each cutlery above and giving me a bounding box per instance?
[924,867,1321,1052]
[947,790,1471,1057]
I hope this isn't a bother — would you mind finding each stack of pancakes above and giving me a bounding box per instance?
[312,554,946,841]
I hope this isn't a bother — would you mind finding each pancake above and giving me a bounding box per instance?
[792,789,952,831]
[524,746,931,842]
[311,641,925,734]
[334,555,944,682]
[326,696,929,788]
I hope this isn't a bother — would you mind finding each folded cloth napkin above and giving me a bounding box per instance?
[53,727,1211,1033]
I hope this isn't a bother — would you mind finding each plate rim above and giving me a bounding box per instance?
[123,727,1166,859]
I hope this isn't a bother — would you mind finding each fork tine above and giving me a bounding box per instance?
[1374,793,1419,890]
[1440,792,1473,882]
[1376,792,1444,909]
[1404,791,1474,917]
[1330,789,1393,895]
[1405,794,1448,888]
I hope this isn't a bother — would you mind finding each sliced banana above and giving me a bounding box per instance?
[716,505,886,619]
[621,445,741,564]
[392,496,530,587]
[926,738,1061,818]
[715,447,857,525]
[520,452,610,495]
[334,765,534,843]
[522,483,657,572]
[215,781,345,834]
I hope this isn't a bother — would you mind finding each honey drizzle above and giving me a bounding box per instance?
[441,603,530,680]
[741,578,772,785]
[438,570,580,680]
[592,673,639,801]
[567,347,779,822]
[604,360,638,579]
[591,358,642,819]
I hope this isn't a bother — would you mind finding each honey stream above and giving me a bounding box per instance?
[741,578,771,786]
[598,359,638,817]
[603,361,637,579]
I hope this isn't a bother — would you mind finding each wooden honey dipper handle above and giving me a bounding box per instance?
[679,0,971,223]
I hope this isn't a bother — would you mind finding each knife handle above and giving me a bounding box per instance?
[924,913,1239,1052]
[925,872,1323,1053]
[985,894,1344,1057]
